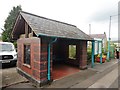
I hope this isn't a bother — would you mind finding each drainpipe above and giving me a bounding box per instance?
[47,38,57,80]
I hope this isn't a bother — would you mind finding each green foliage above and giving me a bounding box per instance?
[0,35,2,41]
[87,48,97,65]
[2,5,22,42]
[69,45,76,59]
[105,41,108,52]
[87,47,92,64]
[87,50,92,65]
[13,41,17,48]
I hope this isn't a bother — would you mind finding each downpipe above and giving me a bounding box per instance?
[47,38,57,80]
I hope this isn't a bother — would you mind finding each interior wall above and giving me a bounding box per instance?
[53,39,68,64]
[52,39,80,66]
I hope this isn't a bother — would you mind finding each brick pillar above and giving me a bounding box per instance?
[78,41,87,70]
[17,37,41,87]
[40,38,53,86]
[32,41,41,81]
[17,41,23,69]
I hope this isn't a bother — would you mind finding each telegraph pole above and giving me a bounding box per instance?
[107,16,111,61]
[89,24,91,35]
[107,14,120,61]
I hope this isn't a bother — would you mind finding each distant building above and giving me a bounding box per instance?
[111,40,120,48]
[90,32,107,52]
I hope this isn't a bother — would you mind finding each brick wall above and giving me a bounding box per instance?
[17,36,54,86]
[39,37,53,85]
[40,42,49,84]
[78,41,87,70]
[17,37,41,85]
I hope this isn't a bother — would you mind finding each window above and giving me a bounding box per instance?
[0,44,13,51]
[69,45,76,59]
[24,44,31,65]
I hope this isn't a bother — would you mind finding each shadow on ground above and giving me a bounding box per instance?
[0,63,16,69]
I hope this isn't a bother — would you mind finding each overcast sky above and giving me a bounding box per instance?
[0,0,119,40]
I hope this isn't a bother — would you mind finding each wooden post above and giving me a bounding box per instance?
[25,22,28,38]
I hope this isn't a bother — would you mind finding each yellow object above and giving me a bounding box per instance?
[97,54,106,58]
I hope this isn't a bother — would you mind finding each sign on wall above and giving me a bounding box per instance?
[94,41,98,55]
[94,41,102,55]
[99,43,102,54]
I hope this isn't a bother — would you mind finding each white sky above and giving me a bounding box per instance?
[0,0,119,40]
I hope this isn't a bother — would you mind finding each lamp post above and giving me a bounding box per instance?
[107,16,111,61]
[107,14,120,61]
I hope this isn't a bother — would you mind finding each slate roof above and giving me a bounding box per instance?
[90,34,106,40]
[14,11,93,40]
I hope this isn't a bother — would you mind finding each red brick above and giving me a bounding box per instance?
[33,53,40,61]
[34,62,40,70]
[40,71,47,79]
[40,62,47,70]
[32,70,40,79]
[33,46,40,53]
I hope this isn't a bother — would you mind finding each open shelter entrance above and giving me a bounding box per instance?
[52,38,86,80]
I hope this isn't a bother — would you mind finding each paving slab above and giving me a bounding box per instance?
[88,66,118,88]
[70,59,119,88]
[88,59,118,72]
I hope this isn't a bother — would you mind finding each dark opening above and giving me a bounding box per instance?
[52,39,79,80]
[24,44,31,65]
[28,25,32,34]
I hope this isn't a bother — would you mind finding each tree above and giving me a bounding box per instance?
[2,5,22,42]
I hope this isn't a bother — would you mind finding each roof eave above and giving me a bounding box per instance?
[37,33,93,41]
